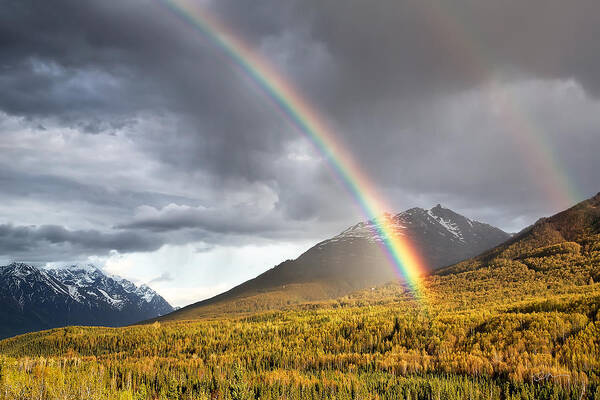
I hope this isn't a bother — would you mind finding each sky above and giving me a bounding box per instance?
[1,0,599,306]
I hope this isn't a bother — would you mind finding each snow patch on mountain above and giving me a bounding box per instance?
[427,208,464,242]
[42,264,167,308]
[328,214,408,245]
[97,288,124,308]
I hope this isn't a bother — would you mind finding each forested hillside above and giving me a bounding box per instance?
[0,194,599,399]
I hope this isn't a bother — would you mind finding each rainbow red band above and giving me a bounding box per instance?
[160,0,429,299]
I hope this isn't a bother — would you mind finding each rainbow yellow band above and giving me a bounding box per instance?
[160,0,429,298]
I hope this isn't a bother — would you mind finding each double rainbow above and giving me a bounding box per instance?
[160,0,429,298]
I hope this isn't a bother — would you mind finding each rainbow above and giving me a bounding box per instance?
[414,2,583,210]
[159,0,429,298]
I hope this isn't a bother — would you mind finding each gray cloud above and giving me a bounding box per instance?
[118,203,277,234]
[0,223,162,262]
[299,0,600,104]
[0,164,197,212]
[148,272,174,284]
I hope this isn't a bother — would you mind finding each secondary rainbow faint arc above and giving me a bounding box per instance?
[160,0,428,298]
[416,2,582,210]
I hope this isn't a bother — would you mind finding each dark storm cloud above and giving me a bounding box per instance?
[0,223,162,262]
[115,199,337,239]
[0,165,198,212]
[298,0,600,103]
[117,203,276,234]
[2,0,599,136]
[1,0,293,180]
[3,0,598,173]
[0,0,599,265]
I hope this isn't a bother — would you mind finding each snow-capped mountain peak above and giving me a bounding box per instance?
[331,205,499,245]
[136,284,161,303]
[0,263,174,338]
[43,264,168,309]
[426,205,467,242]
[318,204,510,271]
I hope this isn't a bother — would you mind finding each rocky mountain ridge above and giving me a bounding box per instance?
[0,263,173,339]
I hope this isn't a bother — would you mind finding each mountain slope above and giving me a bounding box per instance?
[162,205,510,320]
[438,192,600,277]
[0,263,173,339]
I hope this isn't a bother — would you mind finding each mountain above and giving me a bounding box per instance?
[326,205,511,270]
[162,205,510,320]
[0,263,173,339]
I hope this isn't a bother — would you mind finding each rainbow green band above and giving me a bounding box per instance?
[160,0,429,298]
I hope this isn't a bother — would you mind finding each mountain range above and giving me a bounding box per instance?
[0,263,173,339]
[162,204,510,320]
